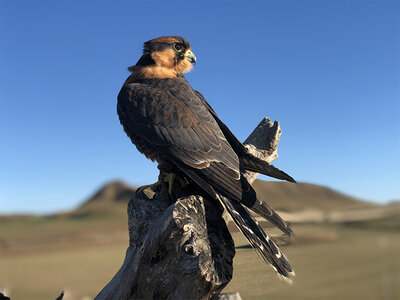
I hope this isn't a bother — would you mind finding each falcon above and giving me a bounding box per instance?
[117,36,296,280]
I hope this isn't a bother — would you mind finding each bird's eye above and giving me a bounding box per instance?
[173,43,184,53]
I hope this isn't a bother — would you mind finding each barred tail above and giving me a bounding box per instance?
[251,198,294,238]
[240,177,294,237]
[216,194,295,282]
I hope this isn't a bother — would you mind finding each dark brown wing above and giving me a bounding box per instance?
[194,90,295,183]
[192,89,294,236]
[117,79,244,200]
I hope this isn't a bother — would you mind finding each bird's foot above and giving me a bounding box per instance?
[163,172,187,198]
[137,173,188,200]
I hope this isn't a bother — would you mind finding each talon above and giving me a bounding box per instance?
[163,173,187,197]
[163,173,175,196]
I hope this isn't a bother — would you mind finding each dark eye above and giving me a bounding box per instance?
[173,43,184,53]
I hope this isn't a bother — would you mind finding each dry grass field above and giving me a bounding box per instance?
[1,215,399,300]
[1,181,399,300]
[226,223,400,300]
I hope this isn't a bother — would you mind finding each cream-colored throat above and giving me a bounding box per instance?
[131,65,178,79]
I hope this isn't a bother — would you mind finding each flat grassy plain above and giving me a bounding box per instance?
[1,214,399,300]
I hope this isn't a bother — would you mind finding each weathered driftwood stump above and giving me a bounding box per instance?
[95,118,283,300]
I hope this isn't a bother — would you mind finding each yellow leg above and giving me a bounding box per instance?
[137,173,187,199]
[163,173,187,197]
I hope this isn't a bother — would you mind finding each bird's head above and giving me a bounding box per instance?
[128,36,196,79]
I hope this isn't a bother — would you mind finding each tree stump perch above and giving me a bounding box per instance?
[95,118,283,300]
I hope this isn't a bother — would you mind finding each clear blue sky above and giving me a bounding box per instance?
[0,1,399,214]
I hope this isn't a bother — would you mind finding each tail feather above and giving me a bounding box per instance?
[240,177,294,237]
[241,154,296,183]
[251,198,294,237]
[216,194,294,281]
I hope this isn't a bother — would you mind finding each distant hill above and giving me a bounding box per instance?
[252,180,376,212]
[68,179,376,218]
[69,181,137,217]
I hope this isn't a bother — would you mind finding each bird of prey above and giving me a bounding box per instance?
[117,36,296,281]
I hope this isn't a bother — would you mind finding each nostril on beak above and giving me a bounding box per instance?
[185,51,197,64]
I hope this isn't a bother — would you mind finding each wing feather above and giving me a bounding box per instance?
[119,81,241,184]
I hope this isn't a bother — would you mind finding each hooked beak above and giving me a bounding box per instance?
[184,50,197,64]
